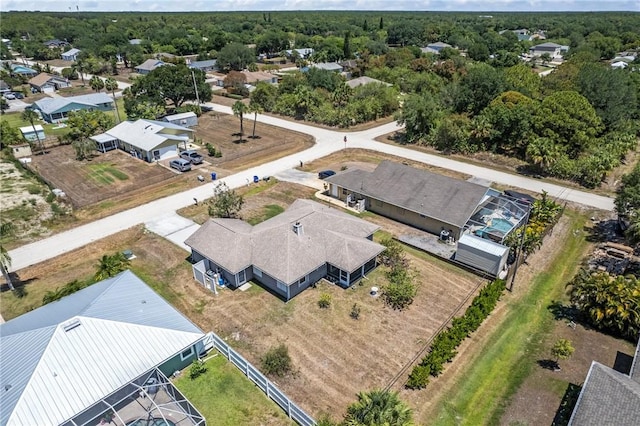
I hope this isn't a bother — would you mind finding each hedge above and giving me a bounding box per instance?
[406,279,506,389]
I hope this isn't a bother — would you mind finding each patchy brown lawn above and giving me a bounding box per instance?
[3,180,486,423]
[196,110,314,172]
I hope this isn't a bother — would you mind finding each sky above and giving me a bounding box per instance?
[1,0,639,12]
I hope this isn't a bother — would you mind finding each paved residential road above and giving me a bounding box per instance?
[7,103,614,272]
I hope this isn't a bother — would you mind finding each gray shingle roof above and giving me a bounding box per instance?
[569,361,640,426]
[33,93,114,115]
[325,161,488,229]
[0,270,203,426]
[185,199,384,284]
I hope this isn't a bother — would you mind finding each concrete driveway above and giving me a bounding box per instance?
[5,99,30,112]
[274,169,325,190]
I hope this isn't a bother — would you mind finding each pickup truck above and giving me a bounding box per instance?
[179,150,204,165]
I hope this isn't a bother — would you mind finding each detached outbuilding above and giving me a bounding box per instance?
[20,125,45,142]
[455,234,510,277]
[163,111,198,128]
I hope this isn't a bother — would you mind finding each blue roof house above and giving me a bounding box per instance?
[32,93,114,123]
[0,270,206,426]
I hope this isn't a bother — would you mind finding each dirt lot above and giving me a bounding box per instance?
[196,110,313,172]
[28,145,176,208]
[2,180,486,422]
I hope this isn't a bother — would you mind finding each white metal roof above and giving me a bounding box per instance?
[458,233,509,257]
[0,271,204,426]
[19,125,44,134]
[90,132,117,143]
[164,111,196,121]
[103,119,192,152]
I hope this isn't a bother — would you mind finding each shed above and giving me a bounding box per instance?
[455,233,509,276]
[11,144,32,159]
[91,132,118,153]
[19,125,45,142]
[61,48,81,61]
[163,111,198,127]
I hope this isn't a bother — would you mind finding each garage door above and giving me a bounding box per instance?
[155,145,178,161]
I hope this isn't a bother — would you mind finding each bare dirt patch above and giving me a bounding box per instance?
[28,145,176,208]
[197,111,314,172]
[302,148,470,181]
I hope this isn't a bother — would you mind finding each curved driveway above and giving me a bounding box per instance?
[7,103,614,271]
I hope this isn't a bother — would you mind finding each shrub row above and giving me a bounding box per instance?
[406,279,506,389]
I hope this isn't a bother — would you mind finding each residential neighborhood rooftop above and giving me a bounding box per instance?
[32,92,114,115]
[185,199,384,284]
[325,161,489,229]
[0,270,204,426]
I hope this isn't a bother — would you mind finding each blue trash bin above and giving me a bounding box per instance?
[253,175,259,183]
[211,172,217,181]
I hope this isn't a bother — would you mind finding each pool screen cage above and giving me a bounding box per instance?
[62,368,205,426]
[463,191,532,245]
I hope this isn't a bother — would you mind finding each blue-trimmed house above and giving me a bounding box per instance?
[31,93,114,123]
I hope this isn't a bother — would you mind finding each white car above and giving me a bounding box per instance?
[4,93,15,100]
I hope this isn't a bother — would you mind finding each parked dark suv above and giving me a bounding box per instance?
[318,170,336,179]
[179,150,204,165]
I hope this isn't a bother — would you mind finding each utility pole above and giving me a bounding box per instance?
[191,69,201,111]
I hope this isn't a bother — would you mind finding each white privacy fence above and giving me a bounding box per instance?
[203,332,316,426]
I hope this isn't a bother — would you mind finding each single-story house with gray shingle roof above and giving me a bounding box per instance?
[61,47,81,61]
[310,62,343,72]
[529,42,569,58]
[421,42,452,55]
[31,93,114,123]
[28,72,71,94]
[568,338,640,426]
[94,119,194,161]
[0,270,206,426]
[134,58,168,75]
[188,59,217,72]
[324,161,489,240]
[286,48,314,59]
[185,199,385,300]
[346,76,392,89]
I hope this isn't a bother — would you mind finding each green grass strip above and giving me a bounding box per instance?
[174,355,291,426]
[430,211,588,426]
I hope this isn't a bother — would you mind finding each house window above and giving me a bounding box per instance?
[180,346,194,361]
[298,276,307,288]
[277,281,287,292]
[253,267,262,278]
[342,189,348,196]
[152,150,160,160]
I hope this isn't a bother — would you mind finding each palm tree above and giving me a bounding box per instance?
[344,389,413,426]
[94,252,131,281]
[232,100,249,140]
[73,57,86,86]
[0,222,14,291]
[89,75,105,92]
[104,77,121,123]
[248,102,263,139]
[21,109,45,155]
